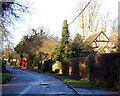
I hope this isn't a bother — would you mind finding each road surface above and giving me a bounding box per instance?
[2,66,77,95]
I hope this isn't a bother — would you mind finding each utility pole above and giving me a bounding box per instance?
[0,1,3,61]
[118,2,120,47]
[0,2,2,96]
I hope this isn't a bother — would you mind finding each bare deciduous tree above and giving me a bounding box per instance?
[76,0,102,39]
[0,0,31,38]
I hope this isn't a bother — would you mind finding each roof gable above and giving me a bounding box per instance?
[85,31,109,43]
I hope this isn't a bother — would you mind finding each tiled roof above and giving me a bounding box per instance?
[97,46,106,53]
[85,32,101,43]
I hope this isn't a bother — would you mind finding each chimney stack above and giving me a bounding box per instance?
[101,24,105,32]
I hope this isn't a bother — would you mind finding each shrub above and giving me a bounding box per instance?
[10,61,16,66]
[0,59,6,73]
[2,64,6,73]
[33,56,41,67]
[16,61,20,67]
[54,69,60,73]
[42,59,54,72]
[52,61,62,73]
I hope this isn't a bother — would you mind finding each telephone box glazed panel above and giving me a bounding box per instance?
[22,58,27,69]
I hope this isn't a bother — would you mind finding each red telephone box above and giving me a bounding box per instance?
[22,58,27,69]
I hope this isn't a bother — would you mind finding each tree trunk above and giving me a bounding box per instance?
[38,61,42,70]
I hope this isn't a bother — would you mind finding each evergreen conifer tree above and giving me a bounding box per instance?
[60,20,70,76]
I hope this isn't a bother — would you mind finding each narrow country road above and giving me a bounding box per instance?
[2,66,77,95]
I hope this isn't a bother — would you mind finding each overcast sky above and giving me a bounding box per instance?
[7,0,120,47]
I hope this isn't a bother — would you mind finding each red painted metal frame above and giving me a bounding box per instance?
[22,58,27,69]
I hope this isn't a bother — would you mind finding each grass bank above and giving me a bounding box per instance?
[1,74,14,84]
[0,67,14,84]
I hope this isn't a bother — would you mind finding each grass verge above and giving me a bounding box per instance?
[56,76,114,90]
[0,69,14,84]
[1,74,14,84]
[57,76,96,89]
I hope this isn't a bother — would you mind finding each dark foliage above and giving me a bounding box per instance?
[42,59,55,72]
[69,33,96,58]
[0,59,6,73]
